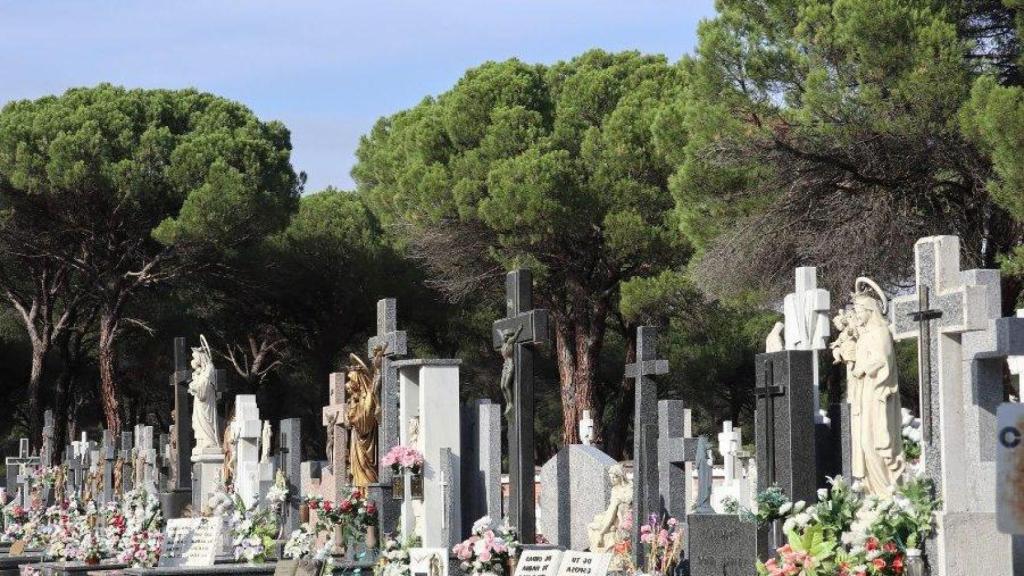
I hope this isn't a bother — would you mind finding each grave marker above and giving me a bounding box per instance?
[626,326,668,555]
[491,269,548,543]
[158,517,223,568]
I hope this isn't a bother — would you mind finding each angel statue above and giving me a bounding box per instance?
[345,351,382,488]
[498,324,523,420]
[189,335,220,455]
[832,277,905,497]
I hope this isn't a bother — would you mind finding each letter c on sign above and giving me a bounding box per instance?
[1000,426,1022,449]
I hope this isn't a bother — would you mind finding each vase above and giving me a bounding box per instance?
[300,503,310,524]
[392,476,404,500]
[506,556,517,576]
[365,525,378,549]
[905,548,924,576]
[332,525,347,557]
[84,556,100,566]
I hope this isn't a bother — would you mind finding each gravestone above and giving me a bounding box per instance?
[40,411,54,467]
[119,431,134,495]
[134,425,158,495]
[394,358,462,548]
[783,267,830,422]
[514,550,562,576]
[321,371,348,502]
[553,552,611,576]
[997,402,1024,534]
[165,337,194,513]
[5,439,35,506]
[753,351,817,504]
[101,430,116,504]
[159,517,223,568]
[491,269,548,543]
[686,514,762,576]
[367,298,408,534]
[655,400,693,523]
[460,399,502,534]
[538,444,615,551]
[711,421,752,512]
[408,548,449,576]
[890,235,1017,574]
[626,326,668,561]
[278,418,302,535]
[234,395,263,508]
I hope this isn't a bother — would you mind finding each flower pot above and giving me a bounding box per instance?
[332,525,347,557]
[84,556,100,566]
[410,474,424,499]
[506,556,517,576]
[365,525,378,549]
[300,503,310,524]
[392,476,404,500]
[905,548,924,576]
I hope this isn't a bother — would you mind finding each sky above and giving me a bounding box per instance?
[0,1,717,191]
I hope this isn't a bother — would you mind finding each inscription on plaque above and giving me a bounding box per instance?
[158,517,223,567]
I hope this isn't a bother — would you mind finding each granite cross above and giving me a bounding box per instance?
[491,269,548,543]
[101,430,116,504]
[627,326,669,540]
[656,402,700,522]
[119,431,134,494]
[892,236,987,478]
[753,358,785,487]
[6,439,35,506]
[40,410,54,467]
[322,372,349,502]
[367,298,408,484]
[168,337,193,492]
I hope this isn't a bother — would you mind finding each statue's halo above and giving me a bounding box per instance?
[854,277,888,314]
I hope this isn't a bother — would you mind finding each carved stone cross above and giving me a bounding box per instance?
[491,269,548,543]
[322,372,349,502]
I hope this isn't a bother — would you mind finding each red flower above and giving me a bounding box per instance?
[366,502,378,515]
[339,499,353,512]
[883,542,898,553]
[352,490,363,499]
[872,558,887,570]
[892,555,904,573]
[308,500,319,510]
[866,538,879,552]
[323,500,333,512]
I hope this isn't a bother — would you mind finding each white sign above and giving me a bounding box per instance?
[554,552,611,576]
[409,548,449,576]
[515,550,563,576]
[998,403,1024,534]
[159,517,223,567]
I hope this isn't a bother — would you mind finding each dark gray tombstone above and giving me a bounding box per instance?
[656,400,692,522]
[278,418,302,536]
[754,351,817,505]
[627,326,668,561]
[367,298,408,534]
[162,337,193,516]
[101,430,116,504]
[687,514,764,576]
[491,269,549,544]
[460,399,502,535]
[119,431,134,494]
[40,411,54,468]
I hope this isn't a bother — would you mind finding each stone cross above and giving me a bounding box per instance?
[491,269,548,543]
[892,236,988,480]
[40,410,54,467]
[101,430,116,504]
[278,418,302,535]
[656,400,696,524]
[234,395,263,508]
[627,326,669,538]
[579,410,595,446]
[168,337,193,492]
[6,439,36,506]
[367,298,408,484]
[783,267,830,423]
[322,372,349,502]
[753,359,785,487]
[119,431,134,494]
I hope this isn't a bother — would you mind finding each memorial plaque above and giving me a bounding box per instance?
[514,550,563,576]
[553,552,611,576]
[158,517,223,567]
[409,548,449,576]
[998,402,1024,533]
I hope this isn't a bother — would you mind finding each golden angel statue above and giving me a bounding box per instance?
[345,349,382,488]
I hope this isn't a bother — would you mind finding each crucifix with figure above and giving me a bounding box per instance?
[491,269,548,543]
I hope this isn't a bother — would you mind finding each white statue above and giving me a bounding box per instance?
[260,421,272,464]
[765,322,785,353]
[188,335,220,455]
[587,464,633,554]
[833,278,905,497]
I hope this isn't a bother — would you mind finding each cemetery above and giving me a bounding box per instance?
[5,2,1024,576]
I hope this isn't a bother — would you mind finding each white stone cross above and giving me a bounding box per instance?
[783,266,830,422]
[1007,310,1024,402]
[579,410,594,446]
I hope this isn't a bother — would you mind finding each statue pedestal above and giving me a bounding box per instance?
[191,449,224,512]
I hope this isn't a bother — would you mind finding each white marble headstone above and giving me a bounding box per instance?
[159,517,223,567]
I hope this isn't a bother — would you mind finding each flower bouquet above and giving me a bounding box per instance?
[283,525,336,576]
[452,516,519,576]
[227,494,279,563]
[374,536,411,576]
[114,488,165,568]
[306,488,379,553]
[383,446,425,499]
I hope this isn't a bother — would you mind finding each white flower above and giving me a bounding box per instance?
[778,502,793,515]
[792,500,806,513]
[817,488,828,501]
[472,516,495,534]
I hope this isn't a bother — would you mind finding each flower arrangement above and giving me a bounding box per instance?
[28,466,59,488]
[724,486,807,527]
[382,445,425,475]
[226,494,279,563]
[374,536,412,576]
[755,476,939,576]
[901,409,923,466]
[283,525,335,576]
[626,514,684,576]
[114,489,164,568]
[451,516,519,576]
[266,482,289,507]
[2,504,32,543]
[305,487,378,547]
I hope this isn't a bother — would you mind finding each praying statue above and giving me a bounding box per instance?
[832,277,905,497]
[345,350,382,488]
[260,421,272,464]
[189,335,220,455]
[587,464,633,554]
[498,324,523,419]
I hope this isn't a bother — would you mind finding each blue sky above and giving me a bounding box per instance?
[1,1,717,191]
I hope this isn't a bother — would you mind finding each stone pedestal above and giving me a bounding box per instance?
[159,488,193,519]
[686,514,764,576]
[538,445,615,551]
[191,450,225,512]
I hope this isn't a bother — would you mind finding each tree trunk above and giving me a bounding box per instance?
[553,307,608,445]
[98,313,122,434]
[26,343,47,444]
